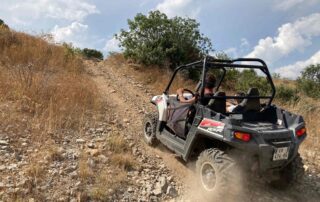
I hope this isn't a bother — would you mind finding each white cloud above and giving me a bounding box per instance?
[51,22,88,47]
[104,37,121,53]
[240,38,250,48]
[274,0,317,11]
[224,47,238,58]
[275,50,320,79]
[156,0,204,18]
[246,13,320,64]
[5,0,98,24]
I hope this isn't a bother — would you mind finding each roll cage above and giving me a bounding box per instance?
[164,56,276,106]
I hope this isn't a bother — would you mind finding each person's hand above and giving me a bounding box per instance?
[177,88,184,96]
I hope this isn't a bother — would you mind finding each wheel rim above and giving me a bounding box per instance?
[144,122,152,138]
[200,162,217,191]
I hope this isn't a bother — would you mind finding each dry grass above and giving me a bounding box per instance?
[108,134,128,153]
[0,27,99,138]
[78,133,136,200]
[111,153,137,171]
[89,168,126,201]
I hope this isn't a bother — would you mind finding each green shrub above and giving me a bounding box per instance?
[82,48,104,60]
[235,69,271,96]
[276,85,300,103]
[297,64,320,98]
[62,43,82,59]
[116,10,212,69]
[0,19,9,29]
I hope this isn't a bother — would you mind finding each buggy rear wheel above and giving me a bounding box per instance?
[142,112,159,146]
[196,148,241,199]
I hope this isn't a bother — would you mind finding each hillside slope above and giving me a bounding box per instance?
[0,28,319,201]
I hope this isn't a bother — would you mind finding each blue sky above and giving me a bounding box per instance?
[1,0,320,78]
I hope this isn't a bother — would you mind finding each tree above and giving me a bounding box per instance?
[297,64,320,98]
[82,48,104,60]
[115,10,213,69]
[0,19,9,29]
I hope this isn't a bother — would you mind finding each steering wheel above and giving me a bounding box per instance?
[176,89,195,101]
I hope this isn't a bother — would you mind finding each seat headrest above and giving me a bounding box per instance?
[239,88,260,112]
[207,91,226,114]
[247,88,259,96]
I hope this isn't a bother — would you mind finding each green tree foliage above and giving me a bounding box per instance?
[235,69,271,96]
[82,48,104,60]
[297,64,320,98]
[62,43,104,61]
[0,19,9,29]
[116,10,212,68]
[276,85,299,103]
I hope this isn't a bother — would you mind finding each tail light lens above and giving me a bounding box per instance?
[234,131,251,142]
[296,127,306,137]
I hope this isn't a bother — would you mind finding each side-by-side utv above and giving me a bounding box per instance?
[143,56,306,196]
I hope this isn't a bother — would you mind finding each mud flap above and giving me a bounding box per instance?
[259,144,274,173]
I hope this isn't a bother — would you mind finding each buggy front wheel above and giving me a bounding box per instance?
[142,112,159,146]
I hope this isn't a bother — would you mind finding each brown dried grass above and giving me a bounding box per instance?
[0,27,99,136]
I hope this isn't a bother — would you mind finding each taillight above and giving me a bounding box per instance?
[296,127,306,137]
[234,131,251,142]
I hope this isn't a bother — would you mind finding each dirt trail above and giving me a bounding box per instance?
[89,60,320,201]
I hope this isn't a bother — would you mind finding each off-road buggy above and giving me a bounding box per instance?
[143,56,306,196]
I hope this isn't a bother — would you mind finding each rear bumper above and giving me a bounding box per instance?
[225,132,304,173]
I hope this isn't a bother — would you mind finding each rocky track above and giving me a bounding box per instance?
[89,60,320,202]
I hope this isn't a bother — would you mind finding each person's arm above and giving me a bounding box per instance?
[177,88,196,103]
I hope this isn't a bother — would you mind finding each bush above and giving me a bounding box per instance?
[82,48,104,60]
[297,64,320,98]
[116,10,212,69]
[0,19,9,29]
[235,69,271,95]
[276,85,300,103]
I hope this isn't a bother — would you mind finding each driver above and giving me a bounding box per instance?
[176,74,216,104]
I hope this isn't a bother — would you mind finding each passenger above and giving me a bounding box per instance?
[226,92,245,112]
[177,74,216,104]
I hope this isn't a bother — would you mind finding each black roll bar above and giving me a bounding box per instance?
[164,56,276,106]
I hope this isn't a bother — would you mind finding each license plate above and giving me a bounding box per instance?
[273,147,289,161]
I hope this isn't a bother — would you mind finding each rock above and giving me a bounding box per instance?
[70,171,78,179]
[87,158,96,168]
[65,165,77,173]
[86,149,100,157]
[127,186,134,193]
[96,128,104,133]
[87,142,95,149]
[0,140,9,146]
[153,186,162,196]
[167,175,174,182]
[8,164,18,170]
[110,90,116,93]
[166,186,178,197]
[76,139,86,144]
[158,176,168,192]
[0,165,6,171]
[75,181,81,187]
[98,154,108,164]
